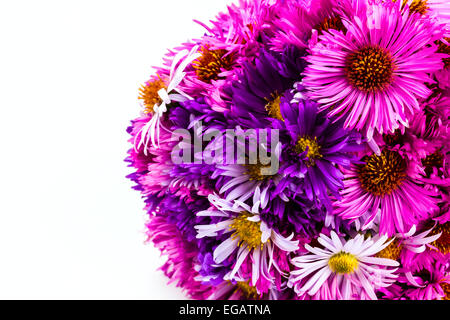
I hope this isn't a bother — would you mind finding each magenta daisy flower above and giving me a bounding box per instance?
[333,148,439,236]
[402,0,450,36]
[367,92,450,163]
[146,214,212,299]
[400,262,450,300]
[270,0,347,51]
[289,231,399,300]
[374,224,443,268]
[303,3,446,140]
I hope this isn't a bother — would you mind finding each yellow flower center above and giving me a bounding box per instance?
[265,94,284,121]
[422,151,444,177]
[245,163,276,181]
[295,136,322,166]
[229,212,263,250]
[328,252,359,274]
[441,282,450,300]
[138,77,166,114]
[234,281,261,299]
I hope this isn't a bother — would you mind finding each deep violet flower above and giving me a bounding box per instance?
[230,46,307,127]
[274,94,363,210]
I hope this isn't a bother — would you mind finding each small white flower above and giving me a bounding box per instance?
[289,231,399,300]
[398,224,442,254]
[135,45,201,154]
[195,194,299,287]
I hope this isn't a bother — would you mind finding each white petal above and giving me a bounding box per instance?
[213,237,239,263]
[358,256,399,267]
[229,244,250,279]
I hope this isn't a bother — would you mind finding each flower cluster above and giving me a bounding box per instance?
[126,0,449,300]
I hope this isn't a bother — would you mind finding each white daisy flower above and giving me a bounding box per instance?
[195,194,299,289]
[135,45,201,153]
[289,231,399,300]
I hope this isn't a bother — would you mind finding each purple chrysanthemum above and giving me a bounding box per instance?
[230,46,306,127]
[274,94,362,210]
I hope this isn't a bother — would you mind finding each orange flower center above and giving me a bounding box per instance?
[357,150,407,196]
[193,46,235,83]
[429,222,450,254]
[314,15,346,35]
[345,46,395,92]
[138,77,166,113]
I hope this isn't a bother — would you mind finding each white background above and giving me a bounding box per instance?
[0,0,234,299]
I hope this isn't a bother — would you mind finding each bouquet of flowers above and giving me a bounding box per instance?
[126,0,449,300]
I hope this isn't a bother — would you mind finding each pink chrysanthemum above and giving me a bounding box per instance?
[333,149,439,236]
[410,94,450,147]
[368,92,450,162]
[154,0,279,112]
[271,0,344,51]
[146,214,212,299]
[303,3,446,140]
[399,262,450,300]
[197,0,277,59]
[402,0,450,36]
[289,231,399,300]
[374,225,443,268]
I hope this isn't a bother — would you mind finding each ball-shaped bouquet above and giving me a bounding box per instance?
[126,0,450,300]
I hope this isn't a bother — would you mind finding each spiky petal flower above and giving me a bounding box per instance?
[400,261,450,300]
[274,94,362,210]
[303,3,446,140]
[135,45,201,152]
[230,46,306,127]
[375,225,443,267]
[195,194,299,294]
[402,0,450,36]
[146,214,212,299]
[334,149,439,236]
[289,231,399,300]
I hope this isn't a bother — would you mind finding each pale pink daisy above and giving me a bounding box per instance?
[375,225,443,266]
[289,231,399,300]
